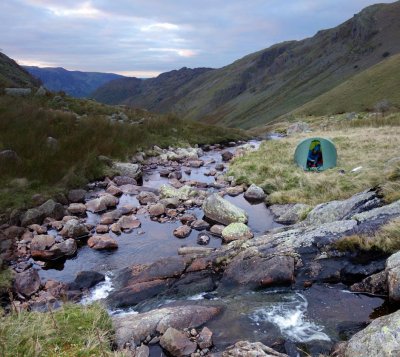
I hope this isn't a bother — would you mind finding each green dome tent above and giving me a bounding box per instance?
[294,137,337,171]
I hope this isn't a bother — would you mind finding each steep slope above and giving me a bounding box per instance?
[92,1,400,129]
[24,66,124,97]
[0,52,40,88]
[291,54,400,116]
[92,67,213,108]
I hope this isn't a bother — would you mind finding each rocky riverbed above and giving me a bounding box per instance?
[2,140,400,356]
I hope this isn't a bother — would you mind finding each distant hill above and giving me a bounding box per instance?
[0,52,40,88]
[92,67,213,109]
[92,1,400,129]
[291,53,400,116]
[24,66,124,97]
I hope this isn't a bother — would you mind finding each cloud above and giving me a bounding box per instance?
[0,0,395,75]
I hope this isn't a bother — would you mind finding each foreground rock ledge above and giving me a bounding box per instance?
[213,340,288,357]
[112,305,222,349]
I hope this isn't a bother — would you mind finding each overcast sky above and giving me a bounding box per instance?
[0,0,395,77]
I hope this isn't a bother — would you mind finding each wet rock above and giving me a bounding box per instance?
[119,184,140,195]
[270,203,311,225]
[31,234,55,252]
[306,189,381,226]
[350,271,387,295]
[202,194,248,225]
[160,168,172,177]
[67,203,87,215]
[149,203,165,217]
[106,185,123,196]
[96,225,109,234]
[221,151,234,162]
[135,344,150,357]
[113,175,137,186]
[210,224,225,237]
[60,219,89,238]
[160,184,199,201]
[197,232,211,245]
[221,340,288,356]
[244,184,266,202]
[352,199,400,224]
[138,192,158,206]
[345,309,400,357]
[87,235,118,250]
[169,178,184,188]
[86,194,119,213]
[184,168,192,175]
[386,251,400,302]
[178,247,215,256]
[180,214,197,225]
[110,223,121,234]
[117,215,141,231]
[68,189,87,203]
[112,163,142,180]
[39,199,65,220]
[189,160,204,168]
[21,208,45,227]
[14,268,41,297]
[160,327,197,357]
[169,171,182,180]
[28,224,47,234]
[174,225,192,238]
[226,186,244,197]
[112,305,222,348]
[222,252,295,289]
[73,271,105,290]
[100,209,123,224]
[191,219,210,231]
[222,223,253,243]
[198,327,213,349]
[215,163,225,171]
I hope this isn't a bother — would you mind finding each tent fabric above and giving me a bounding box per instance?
[294,137,337,171]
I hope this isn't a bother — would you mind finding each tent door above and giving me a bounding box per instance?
[306,140,323,169]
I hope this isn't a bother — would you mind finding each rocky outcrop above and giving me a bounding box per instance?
[352,199,400,224]
[305,189,381,226]
[220,340,288,357]
[160,327,197,357]
[112,305,222,348]
[385,251,400,302]
[202,194,248,225]
[345,309,400,357]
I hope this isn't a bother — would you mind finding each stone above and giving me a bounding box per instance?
[86,194,118,213]
[352,199,400,224]
[386,251,400,302]
[306,189,381,226]
[5,88,32,96]
[138,191,158,205]
[148,203,165,217]
[178,247,215,256]
[345,309,400,357]
[191,220,210,231]
[174,225,192,239]
[270,203,312,225]
[46,136,59,150]
[243,184,266,202]
[189,160,204,168]
[222,223,253,242]
[210,224,225,237]
[100,209,123,224]
[160,327,197,357]
[286,121,310,135]
[112,163,142,180]
[215,163,225,171]
[198,327,213,349]
[221,340,288,357]
[60,219,89,238]
[160,197,180,209]
[0,149,20,164]
[226,186,244,196]
[21,208,45,227]
[68,189,86,203]
[180,214,197,225]
[135,344,150,357]
[28,224,47,234]
[202,194,248,225]
[87,235,118,250]
[31,234,55,253]
[73,271,105,290]
[350,271,387,295]
[169,171,182,180]
[14,268,41,297]
[112,305,221,349]
[160,185,199,201]
[38,199,65,220]
[112,175,137,186]
[67,203,87,215]
[221,151,234,162]
[96,225,109,234]
[106,185,123,196]
[117,215,141,231]
[197,232,211,245]
[35,86,47,96]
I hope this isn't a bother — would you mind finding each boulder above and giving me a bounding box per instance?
[160,185,199,201]
[221,151,234,162]
[222,223,253,242]
[112,175,137,186]
[96,225,109,234]
[160,327,197,357]
[148,203,165,217]
[21,208,45,227]
[243,184,266,202]
[32,235,77,261]
[14,268,41,297]
[106,185,123,196]
[191,219,210,231]
[67,189,86,203]
[112,305,222,348]
[0,149,20,164]
[210,224,225,237]
[386,251,400,302]
[188,160,204,168]
[138,191,158,205]
[112,162,142,180]
[286,121,310,135]
[174,225,192,239]
[198,327,213,349]
[100,210,123,225]
[203,194,248,225]
[38,199,65,220]
[306,190,381,226]
[67,203,87,215]
[352,199,400,224]
[60,219,89,238]
[270,203,311,225]
[73,271,105,290]
[31,234,55,251]
[117,215,141,231]
[180,214,197,225]
[345,309,400,357]
[221,340,288,357]
[87,235,118,250]
[215,163,225,171]
[86,194,118,213]
[197,232,211,245]
[160,197,180,209]
[350,271,387,295]
[226,186,244,197]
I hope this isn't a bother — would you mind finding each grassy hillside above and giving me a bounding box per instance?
[24,66,124,98]
[92,1,400,129]
[291,54,400,116]
[0,52,40,88]
[229,113,400,205]
[0,93,246,214]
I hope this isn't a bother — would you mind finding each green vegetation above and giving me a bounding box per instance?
[335,218,400,253]
[0,52,39,88]
[0,303,123,356]
[0,94,246,214]
[292,54,400,116]
[228,122,400,205]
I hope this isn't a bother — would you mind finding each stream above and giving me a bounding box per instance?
[37,140,386,356]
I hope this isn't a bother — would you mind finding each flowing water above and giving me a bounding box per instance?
[36,140,386,356]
